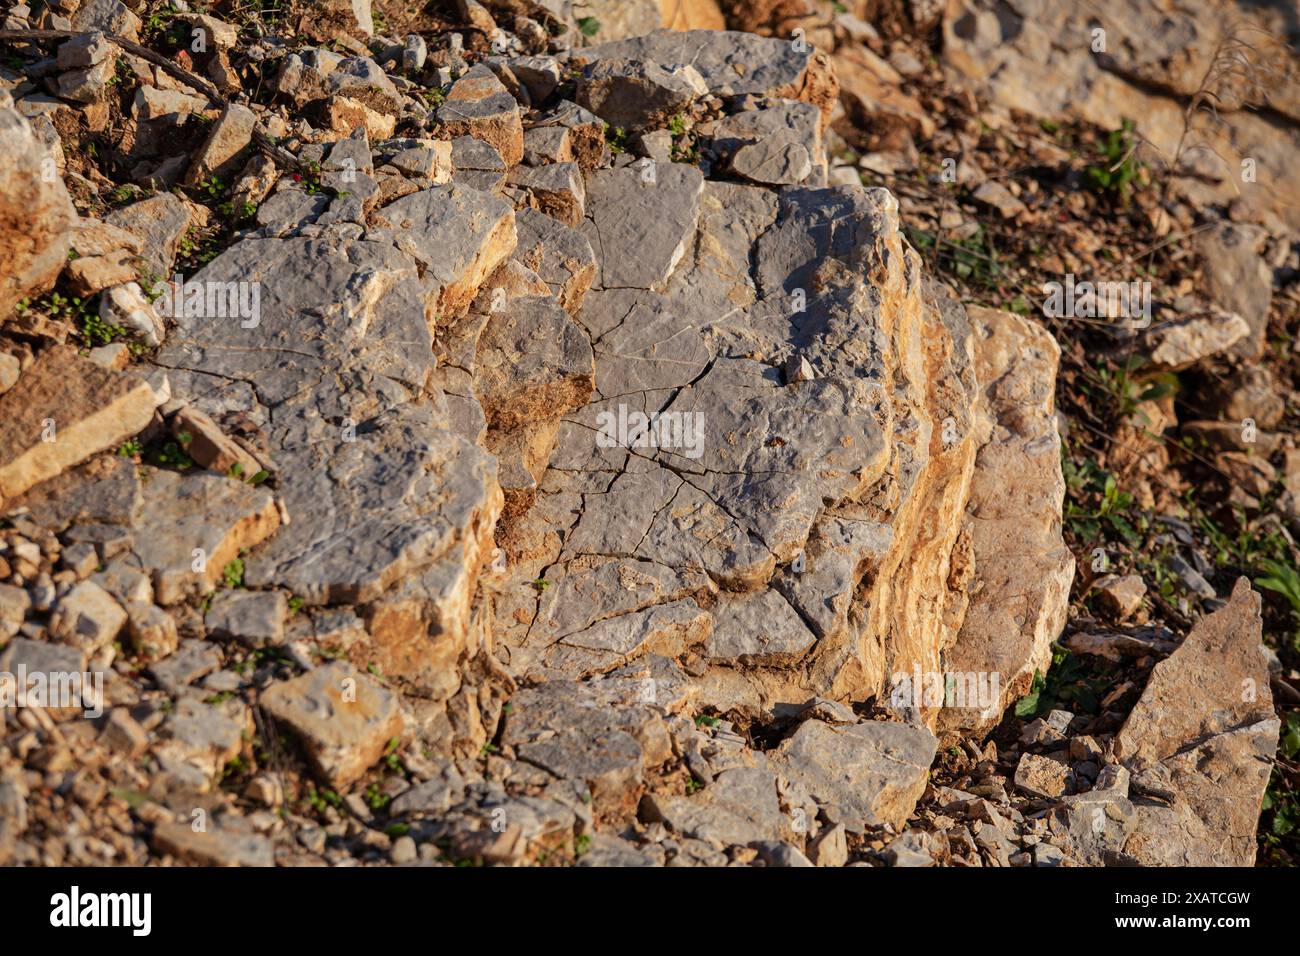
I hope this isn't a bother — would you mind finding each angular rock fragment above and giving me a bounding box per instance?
[510,208,598,315]
[185,104,257,186]
[581,31,838,123]
[106,192,193,282]
[712,101,824,186]
[501,679,672,815]
[72,0,141,40]
[48,580,126,653]
[171,405,262,479]
[64,219,143,296]
[1092,574,1146,620]
[373,185,517,321]
[125,601,179,661]
[1115,579,1278,866]
[449,136,507,191]
[436,65,525,167]
[0,346,164,504]
[641,767,800,846]
[130,471,279,604]
[575,58,707,131]
[152,816,274,867]
[1013,752,1072,800]
[99,282,165,347]
[770,719,937,832]
[937,307,1073,738]
[1145,309,1251,370]
[261,662,404,789]
[506,162,586,228]
[154,693,251,783]
[205,589,287,647]
[529,101,608,170]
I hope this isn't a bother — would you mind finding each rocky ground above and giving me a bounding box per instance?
[0,0,1295,868]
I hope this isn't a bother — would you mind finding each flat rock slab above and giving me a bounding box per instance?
[501,678,672,816]
[580,162,703,291]
[131,470,279,605]
[152,816,273,867]
[580,30,838,122]
[1116,577,1275,767]
[641,766,799,847]
[706,589,816,666]
[771,719,937,833]
[154,234,502,608]
[937,307,1074,738]
[373,185,517,321]
[0,345,164,504]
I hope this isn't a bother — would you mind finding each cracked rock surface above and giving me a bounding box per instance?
[0,6,1281,869]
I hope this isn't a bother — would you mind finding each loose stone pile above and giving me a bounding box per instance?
[0,2,1279,866]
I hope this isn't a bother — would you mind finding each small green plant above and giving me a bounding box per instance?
[685,777,703,795]
[196,175,225,200]
[604,123,630,155]
[81,311,125,348]
[1013,644,1108,719]
[107,183,140,205]
[576,16,600,37]
[293,161,323,195]
[1062,454,1140,546]
[117,439,142,458]
[1255,558,1300,646]
[222,558,245,589]
[904,225,1004,290]
[147,438,196,471]
[364,782,391,811]
[383,738,401,772]
[1084,119,1143,203]
[304,785,343,814]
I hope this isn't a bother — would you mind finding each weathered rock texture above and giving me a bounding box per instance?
[17,18,1246,869]
[942,0,1300,232]
[0,95,77,319]
[1116,579,1279,866]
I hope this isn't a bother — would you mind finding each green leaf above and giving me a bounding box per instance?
[1014,670,1045,718]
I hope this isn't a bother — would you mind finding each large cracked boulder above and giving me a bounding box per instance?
[0,25,1097,866]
